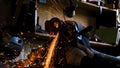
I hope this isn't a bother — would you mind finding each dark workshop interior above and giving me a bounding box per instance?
[0,0,120,68]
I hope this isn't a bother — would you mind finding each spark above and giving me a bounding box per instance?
[44,32,59,68]
[17,46,44,67]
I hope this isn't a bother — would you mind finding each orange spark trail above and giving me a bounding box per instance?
[17,46,44,67]
[44,32,59,68]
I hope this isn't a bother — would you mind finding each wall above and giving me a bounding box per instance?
[37,0,96,30]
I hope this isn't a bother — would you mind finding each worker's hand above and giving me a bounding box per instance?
[65,46,87,65]
[77,43,94,58]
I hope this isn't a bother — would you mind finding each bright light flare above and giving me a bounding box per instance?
[44,32,59,68]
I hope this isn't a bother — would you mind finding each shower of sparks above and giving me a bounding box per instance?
[44,32,59,68]
[17,46,45,68]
